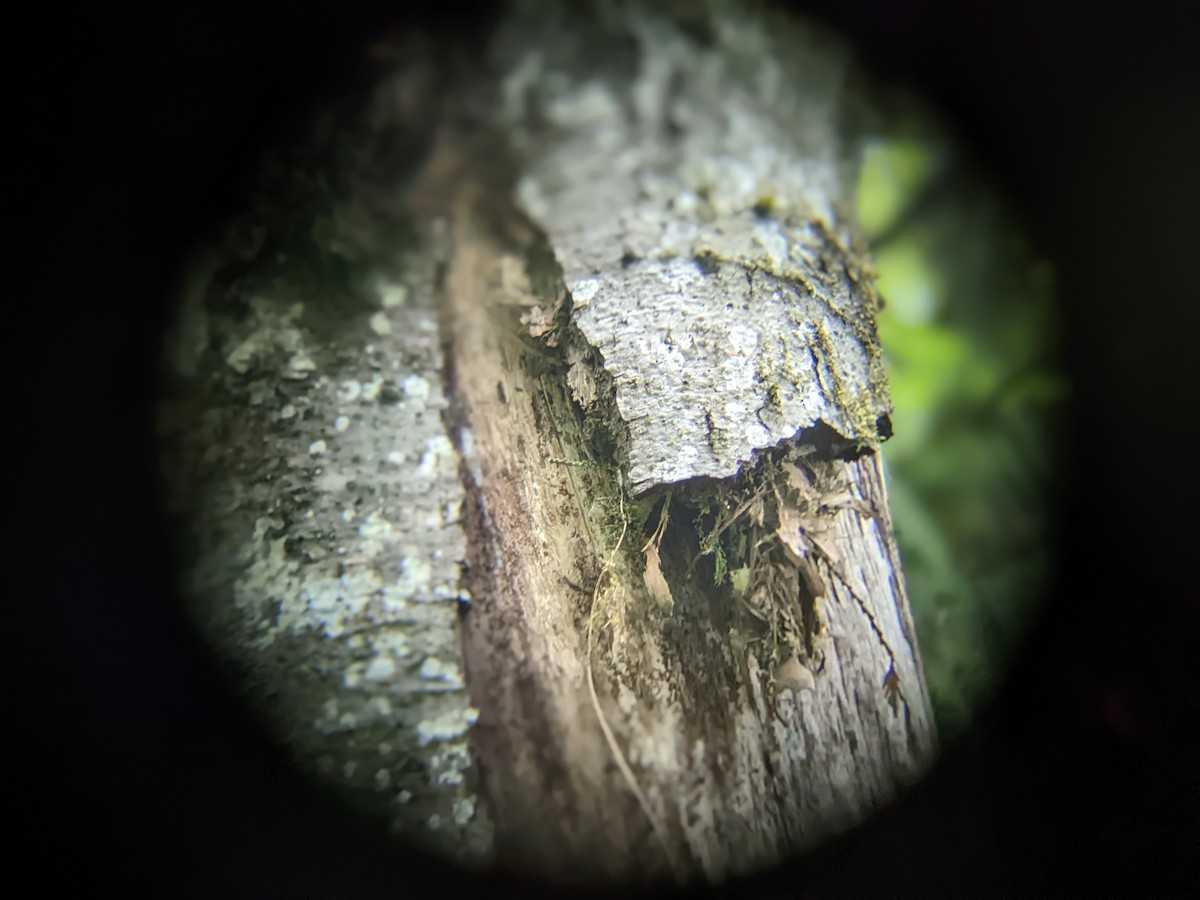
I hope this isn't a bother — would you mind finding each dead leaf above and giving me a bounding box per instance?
[821,488,853,511]
[643,543,674,612]
[748,495,765,528]
[883,663,902,716]
[774,500,810,564]
[498,254,531,296]
[774,657,815,694]
[796,555,825,602]
[567,362,597,408]
[782,461,818,503]
[519,304,553,338]
[809,532,841,569]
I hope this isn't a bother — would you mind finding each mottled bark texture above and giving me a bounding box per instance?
[157,52,494,863]
[157,0,936,889]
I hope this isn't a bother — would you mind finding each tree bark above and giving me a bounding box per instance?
[158,1,936,888]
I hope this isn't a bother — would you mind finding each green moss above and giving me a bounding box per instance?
[713,539,729,586]
[752,194,778,219]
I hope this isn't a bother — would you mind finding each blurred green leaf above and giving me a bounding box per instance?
[859,95,1065,740]
[873,236,944,323]
[859,138,937,235]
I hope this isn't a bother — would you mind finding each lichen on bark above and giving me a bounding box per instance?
[156,56,493,865]
[493,1,891,495]
[156,0,936,887]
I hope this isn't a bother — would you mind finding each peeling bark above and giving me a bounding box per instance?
[493,4,891,494]
[157,0,936,889]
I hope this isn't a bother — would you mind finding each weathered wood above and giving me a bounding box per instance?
[158,0,936,888]
[433,2,935,883]
[438,186,935,882]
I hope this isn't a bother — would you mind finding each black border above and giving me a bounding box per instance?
[12,0,1198,895]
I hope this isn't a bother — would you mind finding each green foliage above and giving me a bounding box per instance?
[858,138,938,235]
[729,565,751,595]
[713,539,729,587]
[859,97,1067,739]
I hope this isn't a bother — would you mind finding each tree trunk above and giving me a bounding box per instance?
[158,0,936,888]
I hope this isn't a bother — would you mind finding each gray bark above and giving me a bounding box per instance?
[157,53,493,861]
[158,1,935,888]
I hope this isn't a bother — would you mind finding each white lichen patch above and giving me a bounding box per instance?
[285,351,318,379]
[358,511,396,541]
[401,373,432,406]
[417,707,480,747]
[342,631,413,688]
[360,375,384,401]
[367,695,393,718]
[223,299,307,375]
[375,279,408,308]
[569,276,600,305]
[416,435,458,480]
[627,696,684,772]
[304,571,379,637]
[544,78,624,129]
[453,796,476,825]
[396,555,433,598]
[431,743,474,785]
[617,685,637,716]
[369,311,393,335]
[458,426,483,487]
[419,656,464,687]
[162,106,489,867]
[372,628,413,659]
[317,469,354,493]
[364,655,397,682]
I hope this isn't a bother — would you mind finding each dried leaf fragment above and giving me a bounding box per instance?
[567,361,597,408]
[729,565,751,595]
[883,662,903,716]
[643,543,674,612]
[519,304,553,337]
[774,657,816,694]
[642,492,674,611]
[782,461,818,501]
[748,494,765,528]
[775,498,811,566]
